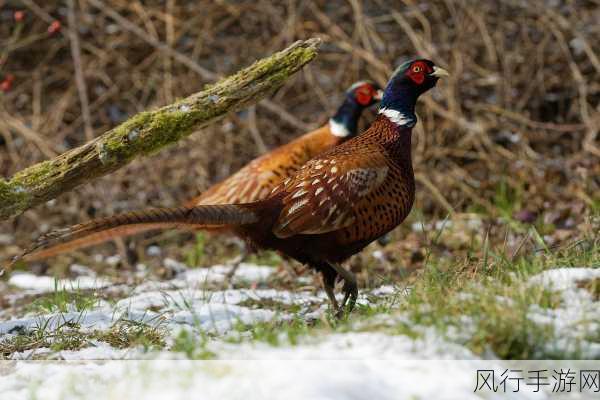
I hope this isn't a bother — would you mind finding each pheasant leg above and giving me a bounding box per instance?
[224,251,245,282]
[321,270,339,312]
[328,262,358,317]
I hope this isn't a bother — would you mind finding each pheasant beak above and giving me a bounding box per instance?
[431,66,450,78]
[374,89,384,101]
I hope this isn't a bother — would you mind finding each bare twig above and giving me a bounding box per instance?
[247,106,268,154]
[67,0,94,141]
[415,172,455,215]
[86,0,310,131]
[0,112,59,159]
[86,0,217,80]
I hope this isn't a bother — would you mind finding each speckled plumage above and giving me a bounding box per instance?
[234,115,415,265]
[188,80,382,206]
[186,124,347,206]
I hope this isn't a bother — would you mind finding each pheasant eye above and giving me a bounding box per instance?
[408,63,426,84]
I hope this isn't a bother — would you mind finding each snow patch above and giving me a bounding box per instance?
[527,267,600,358]
[171,303,277,333]
[528,267,600,291]
[0,308,161,336]
[132,263,275,293]
[181,263,274,284]
[8,273,111,293]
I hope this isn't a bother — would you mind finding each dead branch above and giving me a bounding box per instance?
[0,38,321,221]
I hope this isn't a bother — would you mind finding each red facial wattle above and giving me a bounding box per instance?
[355,86,374,106]
[409,71,425,85]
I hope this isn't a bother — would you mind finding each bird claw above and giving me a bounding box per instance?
[335,279,358,319]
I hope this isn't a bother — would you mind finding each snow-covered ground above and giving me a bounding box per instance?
[0,261,598,399]
[527,268,600,359]
[6,345,593,400]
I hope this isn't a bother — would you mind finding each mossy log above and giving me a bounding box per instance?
[0,38,320,221]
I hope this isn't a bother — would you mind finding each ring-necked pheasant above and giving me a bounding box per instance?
[16,81,382,264]
[12,60,448,316]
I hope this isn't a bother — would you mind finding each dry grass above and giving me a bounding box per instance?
[1,0,598,262]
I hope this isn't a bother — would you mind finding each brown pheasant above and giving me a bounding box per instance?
[18,81,382,263]
[13,60,448,316]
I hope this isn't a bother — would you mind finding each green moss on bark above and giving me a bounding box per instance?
[0,179,31,217]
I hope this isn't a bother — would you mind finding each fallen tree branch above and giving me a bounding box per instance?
[0,38,321,221]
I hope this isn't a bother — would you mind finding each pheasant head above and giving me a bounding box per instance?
[379,59,449,127]
[329,80,383,138]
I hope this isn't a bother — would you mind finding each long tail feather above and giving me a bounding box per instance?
[10,204,258,267]
[18,189,218,263]
[19,224,189,262]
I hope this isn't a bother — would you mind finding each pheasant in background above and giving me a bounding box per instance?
[13,60,448,316]
[17,81,383,266]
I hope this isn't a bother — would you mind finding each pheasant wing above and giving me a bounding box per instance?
[188,156,280,206]
[273,145,389,238]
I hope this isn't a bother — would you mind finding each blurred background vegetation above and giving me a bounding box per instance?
[0,0,598,273]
